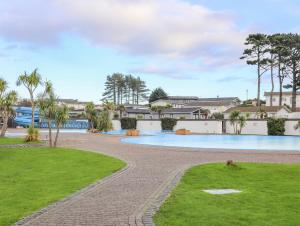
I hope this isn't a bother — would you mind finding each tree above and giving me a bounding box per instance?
[53,105,69,147]
[282,33,300,111]
[102,74,149,105]
[149,87,168,103]
[16,69,42,127]
[151,104,172,119]
[268,34,290,106]
[85,102,97,130]
[241,34,269,106]
[0,80,17,137]
[229,111,249,134]
[38,84,56,147]
[116,104,126,118]
[97,110,113,132]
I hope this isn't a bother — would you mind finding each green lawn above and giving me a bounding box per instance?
[0,137,25,144]
[154,163,300,226]
[0,147,125,225]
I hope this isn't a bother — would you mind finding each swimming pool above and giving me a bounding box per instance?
[121,134,300,151]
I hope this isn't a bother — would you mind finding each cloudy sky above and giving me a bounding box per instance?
[0,0,299,103]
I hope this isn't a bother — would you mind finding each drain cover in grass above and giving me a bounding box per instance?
[203,189,241,195]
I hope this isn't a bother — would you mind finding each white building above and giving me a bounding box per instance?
[264,92,300,108]
[223,106,292,119]
[184,97,240,114]
[150,96,200,108]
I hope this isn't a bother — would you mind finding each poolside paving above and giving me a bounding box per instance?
[11,131,300,226]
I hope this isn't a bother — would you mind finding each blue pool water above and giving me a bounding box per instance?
[121,134,300,151]
[101,130,173,136]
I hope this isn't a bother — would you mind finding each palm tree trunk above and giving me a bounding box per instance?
[30,92,35,128]
[0,116,8,137]
[48,119,53,147]
[54,127,60,147]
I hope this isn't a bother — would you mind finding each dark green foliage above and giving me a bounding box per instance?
[149,87,168,103]
[161,118,177,130]
[210,112,224,120]
[120,117,137,129]
[267,118,286,135]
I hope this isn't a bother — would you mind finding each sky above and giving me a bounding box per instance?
[0,0,299,103]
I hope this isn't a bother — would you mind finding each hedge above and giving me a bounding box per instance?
[267,118,286,135]
[161,118,177,130]
[120,117,137,130]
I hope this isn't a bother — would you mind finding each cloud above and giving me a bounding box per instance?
[0,0,246,56]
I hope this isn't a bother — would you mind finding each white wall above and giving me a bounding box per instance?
[174,120,222,134]
[137,120,162,131]
[285,120,300,136]
[226,120,268,135]
[112,120,121,130]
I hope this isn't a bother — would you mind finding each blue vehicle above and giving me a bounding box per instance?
[14,107,39,127]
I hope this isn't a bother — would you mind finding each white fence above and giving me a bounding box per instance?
[112,119,300,136]
[225,120,268,135]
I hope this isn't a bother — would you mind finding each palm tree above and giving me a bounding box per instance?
[116,104,126,118]
[16,69,42,127]
[0,90,17,137]
[229,111,249,134]
[38,89,56,147]
[85,102,97,130]
[97,110,113,132]
[151,104,172,119]
[53,105,69,147]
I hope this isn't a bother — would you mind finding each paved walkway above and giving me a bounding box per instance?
[13,132,300,226]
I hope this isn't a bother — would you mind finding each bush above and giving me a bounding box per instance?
[113,112,119,119]
[267,118,286,135]
[161,118,177,130]
[97,111,113,132]
[25,126,39,142]
[211,112,224,120]
[120,117,137,129]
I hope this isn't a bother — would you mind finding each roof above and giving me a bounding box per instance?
[197,97,240,102]
[264,92,300,96]
[125,108,151,114]
[166,96,199,100]
[224,106,290,113]
[185,101,235,107]
[161,108,202,114]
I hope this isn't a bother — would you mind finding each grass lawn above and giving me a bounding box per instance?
[0,137,25,144]
[0,147,125,225]
[154,163,300,226]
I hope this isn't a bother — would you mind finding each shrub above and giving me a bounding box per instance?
[211,112,224,120]
[97,110,113,132]
[267,118,286,135]
[161,118,177,130]
[25,126,39,142]
[179,116,186,120]
[120,117,137,129]
[113,112,119,119]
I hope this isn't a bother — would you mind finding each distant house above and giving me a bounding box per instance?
[57,99,90,110]
[122,106,152,119]
[265,92,300,108]
[150,96,200,108]
[184,97,240,114]
[223,106,291,119]
[154,108,205,119]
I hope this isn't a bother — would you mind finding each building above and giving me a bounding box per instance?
[122,108,152,119]
[184,97,240,114]
[265,92,300,108]
[223,106,291,119]
[150,96,200,108]
[57,99,90,110]
[157,108,205,119]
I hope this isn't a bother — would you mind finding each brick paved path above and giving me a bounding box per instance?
[13,132,300,226]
